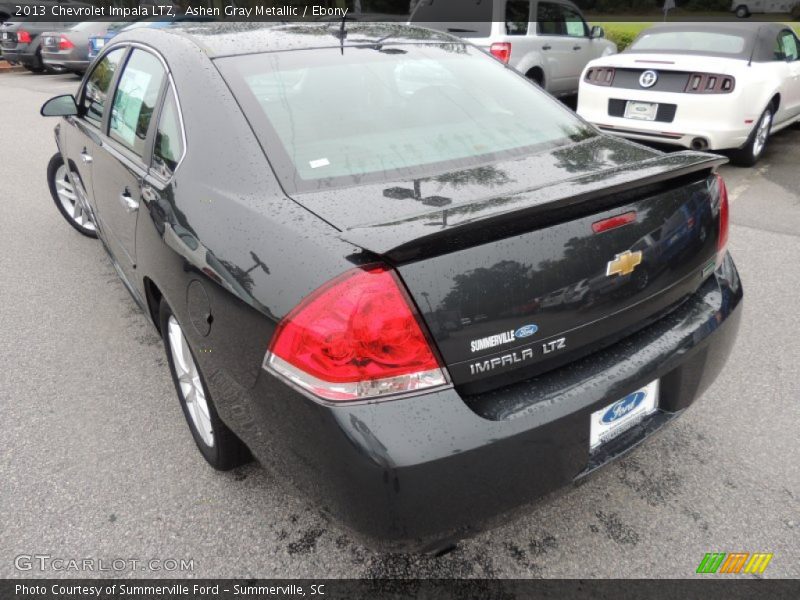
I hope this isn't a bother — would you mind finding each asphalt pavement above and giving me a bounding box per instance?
[0,71,798,578]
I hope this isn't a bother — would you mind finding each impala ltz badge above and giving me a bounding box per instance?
[639,70,658,88]
[606,250,643,277]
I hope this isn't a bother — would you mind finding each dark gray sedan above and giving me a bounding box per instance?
[41,21,112,75]
[39,22,742,552]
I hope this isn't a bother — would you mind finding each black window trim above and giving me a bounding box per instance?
[778,28,800,62]
[78,41,186,177]
[505,0,533,36]
[103,44,170,169]
[148,82,188,185]
[77,45,128,131]
[535,0,590,38]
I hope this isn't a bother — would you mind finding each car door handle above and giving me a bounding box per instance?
[80,150,92,164]
[573,45,582,51]
[119,191,139,213]
[542,44,552,51]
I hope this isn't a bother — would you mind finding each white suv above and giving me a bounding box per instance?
[410,0,617,97]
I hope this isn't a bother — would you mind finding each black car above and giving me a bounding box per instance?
[41,22,742,552]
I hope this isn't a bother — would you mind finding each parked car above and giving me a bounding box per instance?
[40,22,742,551]
[41,21,111,75]
[1,19,74,72]
[731,0,800,18]
[409,0,617,96]
[577,23,800,166]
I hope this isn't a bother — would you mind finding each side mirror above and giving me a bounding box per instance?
[41,94,78,117]
[591,25,605,39]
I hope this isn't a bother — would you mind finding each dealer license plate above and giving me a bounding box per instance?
[590,380,659,450]
[624,101,658,121]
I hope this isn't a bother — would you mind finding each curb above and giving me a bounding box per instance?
[0,59,24,72]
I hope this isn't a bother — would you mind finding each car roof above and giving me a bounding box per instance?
[630,22,792,61]
[143,21,461,58]
[641,21,788,37]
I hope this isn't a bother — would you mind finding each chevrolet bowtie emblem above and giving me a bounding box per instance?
[606,250,643,277]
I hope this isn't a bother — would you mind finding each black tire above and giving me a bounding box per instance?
[729,105,772,167]
[159,300,251,471]
[47,153,98,238]
[735,5,749,18]
[28,48,46,73]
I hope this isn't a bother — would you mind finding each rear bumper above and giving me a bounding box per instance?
[212,253,742,551]
[577,85,753,150]
[42,54,89,72]
[1,47,35,66]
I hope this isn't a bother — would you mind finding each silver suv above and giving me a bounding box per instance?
[410,0,617,97]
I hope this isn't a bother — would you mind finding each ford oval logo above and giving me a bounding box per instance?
[639,70,658,88]
[602,391,646,424]
[515,324,539,339]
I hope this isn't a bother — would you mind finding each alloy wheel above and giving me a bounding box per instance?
[752,110,771,158]
[54,165,96,233]
[167,316,215,447]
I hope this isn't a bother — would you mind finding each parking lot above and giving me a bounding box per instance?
[1,70,798,578]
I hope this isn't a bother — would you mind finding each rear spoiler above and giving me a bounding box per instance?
[340,151,727,263]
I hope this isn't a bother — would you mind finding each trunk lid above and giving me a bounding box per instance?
[291,137,726,393]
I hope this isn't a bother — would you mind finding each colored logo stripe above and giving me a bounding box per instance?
[697,553,726,573]
[696,552,773,574]
[719,553,748,573]
[744,553,773,574]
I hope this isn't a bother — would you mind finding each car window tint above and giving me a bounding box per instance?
[109,49,166,157]
[537,2,565,36]
[82,48,125,128]
[505,0,530,36]
[632,31,746,54]
[780,32,799,61]
[220,44,596,192]
[153,86,184,178]
[561,5,587,38]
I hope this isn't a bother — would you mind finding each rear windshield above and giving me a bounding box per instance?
[217,44,595,193]
[630,31,747,55]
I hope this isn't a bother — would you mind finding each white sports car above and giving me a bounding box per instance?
[577,23,800,166]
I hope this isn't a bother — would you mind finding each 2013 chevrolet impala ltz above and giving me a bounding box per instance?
[41,22,742,552]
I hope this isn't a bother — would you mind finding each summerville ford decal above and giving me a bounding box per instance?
[469,324,538,353]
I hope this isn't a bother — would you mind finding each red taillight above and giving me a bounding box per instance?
[59,36,74,50]
[592,211,637,234]
[490,42,511,64]
[17,30,32,44]
[264,265,448,402]
[715,173,729,262]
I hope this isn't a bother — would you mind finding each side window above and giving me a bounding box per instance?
[505,0,530,36]
[153,86,184,179]
[82,48,125,127]
[561,5,588,38]
[109,49,166,157]
[780,31,799,61]
[537,2,564,36]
